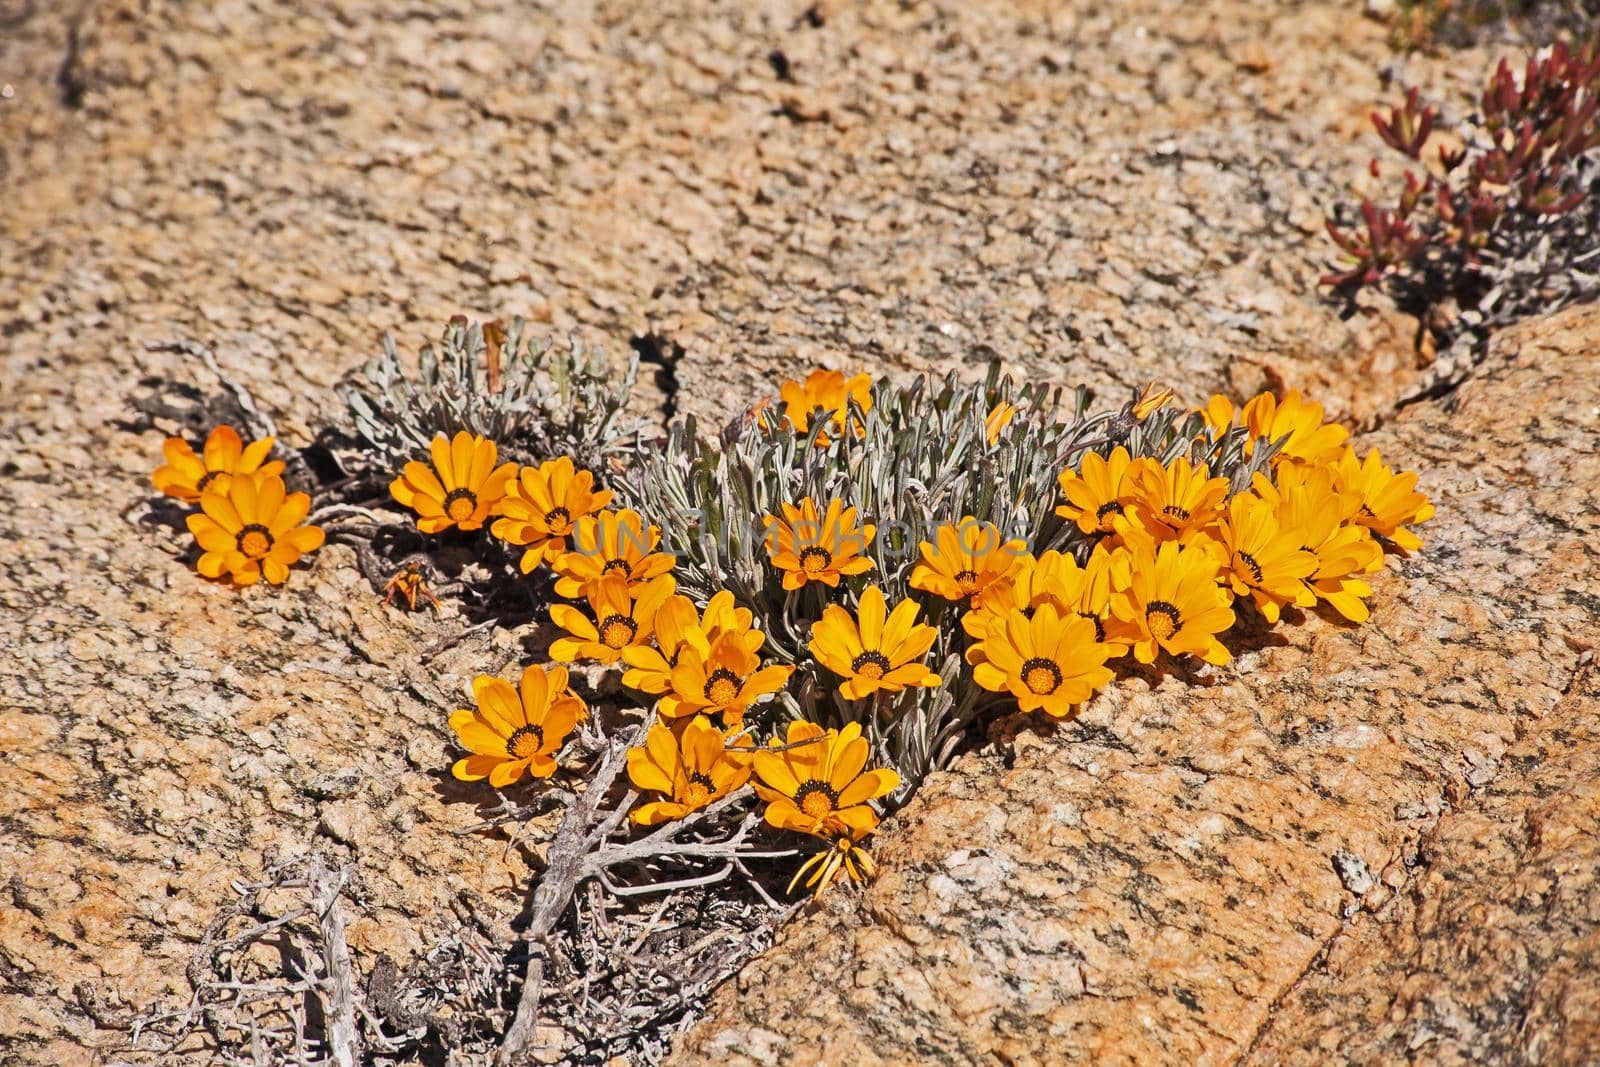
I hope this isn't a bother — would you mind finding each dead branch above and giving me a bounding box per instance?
[496,727,641,1065]
[307,855,360,1067]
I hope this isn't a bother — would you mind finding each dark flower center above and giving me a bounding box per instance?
[954,569,980,594]
[794,779,840,819]
[1021,656,1063,695]
[506,724,545,759]
[196,470,223,494]
[1146,600,1182,641]
[799,545,834,573]
[602,558,631,574]
[850,650,891,680]
[703,667,742,705]
[1162,504,1191,523]
[1237,550,1264,584]
[684,770,715,808]
[544,506,572,529]
[599,614,639,648]
[443,487,478,522]
[1095,500,1124,528]
[236,523,274,560]
[1078,611,1106,643]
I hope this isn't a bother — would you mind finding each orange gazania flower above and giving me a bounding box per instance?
[1203,389,1349,466]
[984,401,1019,445]
[752,721,899,836]
[1065,543,1135,653]
[186,470,324,587]
[764,497,875,590]
[153,425,282,504]
[962,550,1072,640]
[968,603,1115,718]
[551,508,676,598]
[1056,446,1134,536]
[490,456,614,573]
[626,718,753,826]
[909,517,1027,606]
[1108,539,1235,665]
[1332,446,1435,552]
[448,664,585,787]
[659,632,793,729]
[1252,466,1383,623]
[1214,491,1317,623]
[390,431,516,534]
[779,368,872,447]
[548,573,676,665]
[809,585,942,701]
[789,825,879,899]
[1132,382,1175,420]
[620,591,758,695]
[962,549,1134,653]
[1121,455,1230,542]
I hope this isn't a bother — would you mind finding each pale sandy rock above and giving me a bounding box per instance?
[0,1,1589,1064]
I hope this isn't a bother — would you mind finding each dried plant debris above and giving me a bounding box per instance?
[96,848,775,1067]
[339,317,647,472]
[1324,38,1600,394]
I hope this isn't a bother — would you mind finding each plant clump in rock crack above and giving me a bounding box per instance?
[339,315,646,470]
[137,319,1435,1064]
[1323,37,1600,375]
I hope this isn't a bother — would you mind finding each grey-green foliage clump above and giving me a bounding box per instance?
[339,317,645,470]
[614,366,1277,799]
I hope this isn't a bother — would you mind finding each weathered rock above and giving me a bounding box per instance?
[672,307,1600,1064]
[0,0,1591,1064]
[2,0,1499,435]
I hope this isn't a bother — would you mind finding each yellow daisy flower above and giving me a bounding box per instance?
[186,470,324,587]
[809,585,942,701]
[549,573,676,665]
[153,425,283,504]
[448,664,585,787]
[1332,446,1435,552]
[1132,382,1175,420]
[1215,492,1318,623]
[909,517,1027,606]
[763,497,876,590]
[390,430,517,534]
[1253,467,1383,623]
[551,508,676,598]
[752,721,899,836]
[626,718,753,826]
[659,632,794,729]
[967,603,1115,717]
[1122,455,1230,541]
[1062,544,1137,653]
[789,826,879,899]
[960,550,1081,640]
[620,591,760,694]
[490,456,614,573]
[1056,446,1134,536]
[1203,389,1349,466]
[779,368,872,447]
[1109,539,1235,665]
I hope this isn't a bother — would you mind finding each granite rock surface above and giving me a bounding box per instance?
[1,1,1592,1065]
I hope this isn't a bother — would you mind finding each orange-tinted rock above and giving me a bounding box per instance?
[1,0,1592,1062]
